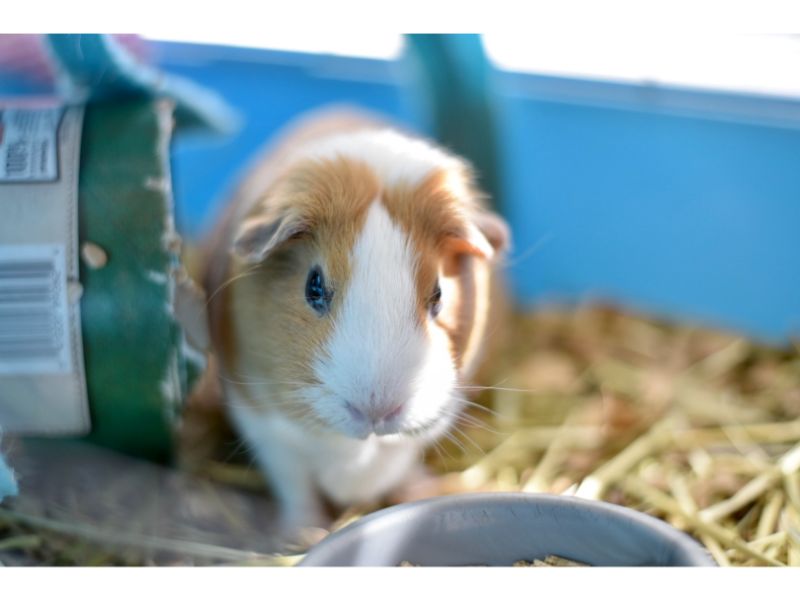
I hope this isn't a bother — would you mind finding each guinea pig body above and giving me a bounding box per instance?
[201,108,508,537]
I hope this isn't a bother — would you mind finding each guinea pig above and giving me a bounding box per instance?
[200,107,509,542]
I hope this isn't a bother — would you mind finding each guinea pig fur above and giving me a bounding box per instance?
[201,108,509,539]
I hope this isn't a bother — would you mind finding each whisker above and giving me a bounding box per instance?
[440,429,468,455]
[454,413,502,436]
[217,376,310,388]
[205,266,262,307]
[454,398,505,420]
[221,436,252,464]
[427,437,452,464]
[447,422,486,456]
[424,429,457,463]
[454,384,541,394]
[495,232,554,270]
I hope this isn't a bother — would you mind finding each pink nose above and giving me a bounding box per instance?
[345,402,404,426]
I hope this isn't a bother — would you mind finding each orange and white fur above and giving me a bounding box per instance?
[201,108,508,540]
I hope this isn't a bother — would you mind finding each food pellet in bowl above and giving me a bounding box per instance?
[398,555,588,567]
[515,555,588,567]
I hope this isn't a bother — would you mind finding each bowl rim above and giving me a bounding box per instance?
[299,491,716,566]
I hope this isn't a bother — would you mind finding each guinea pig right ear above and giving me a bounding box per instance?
[231,213,308,264]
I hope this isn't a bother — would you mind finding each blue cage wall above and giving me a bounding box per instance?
[3,36,799,344]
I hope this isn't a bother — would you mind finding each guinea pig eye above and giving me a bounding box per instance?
[428,281,442,319]
[305,266,332,315]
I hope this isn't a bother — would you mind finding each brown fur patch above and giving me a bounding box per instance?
[381,167,490,372]
[217,157,380,413]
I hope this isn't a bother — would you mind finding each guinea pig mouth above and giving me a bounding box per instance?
[397,418,441,437]
[330,411,442,441]
[381,410,458,443]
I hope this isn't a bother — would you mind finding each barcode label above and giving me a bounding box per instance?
[0,108,62,182]
[0,245,72,374]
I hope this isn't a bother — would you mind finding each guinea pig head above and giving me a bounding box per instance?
[225,133,508,441]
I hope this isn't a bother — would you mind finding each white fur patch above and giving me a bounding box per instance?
[312,201,459,439]
[227,385,423,508]
[303,129,461,189]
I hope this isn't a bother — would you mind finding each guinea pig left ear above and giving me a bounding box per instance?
[447,210,511,262]
[231,213,308,264]
[474,210,511,256]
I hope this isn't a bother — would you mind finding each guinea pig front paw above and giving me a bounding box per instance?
[276,520,330,553]
[273,505,332,552]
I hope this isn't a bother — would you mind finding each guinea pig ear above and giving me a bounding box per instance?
[446,209,511,262]
[473,210,511,256]
[231,213,308,264]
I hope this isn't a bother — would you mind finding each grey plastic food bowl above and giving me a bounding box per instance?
[299,492,715,566]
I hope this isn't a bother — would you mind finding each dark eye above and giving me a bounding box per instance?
[306,266,333,315]
[428,281,442,319]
